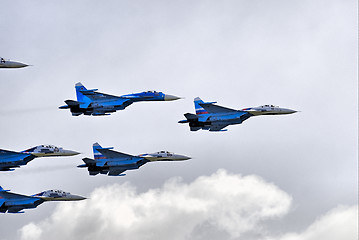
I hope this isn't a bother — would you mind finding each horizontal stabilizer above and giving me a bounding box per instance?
[65,100,82,106]
[184,113,198,121]
[59,100,84,109]
[82,158,96,165]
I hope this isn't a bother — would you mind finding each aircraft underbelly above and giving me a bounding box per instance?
[210,115,243,124]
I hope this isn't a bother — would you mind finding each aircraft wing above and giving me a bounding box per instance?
[80,90,121,101]
[199,103,238,114]
[96,149,135,159]
[0,149,35,167]
[108,167,127,176]
[0,191,34,200]
[6,207,27,213]
[0,149,29,157]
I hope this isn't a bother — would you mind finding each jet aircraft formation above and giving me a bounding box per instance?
[1,78,297,213]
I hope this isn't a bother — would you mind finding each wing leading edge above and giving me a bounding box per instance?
[199,102,239,114]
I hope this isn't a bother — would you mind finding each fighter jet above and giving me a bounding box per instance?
[59,82,181,116]
[0,186,86,213]
[0,145,80,171]
[78,143,191,176]
[0,57,28,68]
[178,97,297,132]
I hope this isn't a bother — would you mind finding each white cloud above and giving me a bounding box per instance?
[19,223,42,240]
[275,205,358,240]
[18,169,292,240]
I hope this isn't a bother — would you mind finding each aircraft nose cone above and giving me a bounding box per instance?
[17,63,28,68]
[64,150,80,156]
[69,194,87,201]
[164,94,181,101]
[285,109,297,114]
[177,155,191,160]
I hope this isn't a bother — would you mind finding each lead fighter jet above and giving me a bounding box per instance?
[0,145,79,171]
[0,186,85,213]
[78,143,191,176]
[59,82,181,116]
[179,97,297,131]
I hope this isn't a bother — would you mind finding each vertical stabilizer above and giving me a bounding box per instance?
[75,82,91,105]
[93,142,106,160]
[194,97,208,115]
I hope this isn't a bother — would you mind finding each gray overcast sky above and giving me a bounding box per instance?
[0,0,357,239]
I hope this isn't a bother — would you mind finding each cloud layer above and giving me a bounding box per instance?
[276,205,358,240]
[19,170,292,240]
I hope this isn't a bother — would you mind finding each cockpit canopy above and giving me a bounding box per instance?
[38,145,62,150]
[259,104,279,108]
[42,189,70,197]
[142,90,161,94]
[156,151,174,156]
[157,151,173,154]
[40,145,55,149]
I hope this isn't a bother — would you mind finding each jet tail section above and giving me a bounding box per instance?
[194,97,207,115]
[93,142,107,160]
[194,97,216,115]
[92,142,114,160]
[75,82,92,108]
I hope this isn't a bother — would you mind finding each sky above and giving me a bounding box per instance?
[0,0,357,239]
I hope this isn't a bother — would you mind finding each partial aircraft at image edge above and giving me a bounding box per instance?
[0,186,86,213]
[179,97,297,131]
[0,57,29,68]
[78,142,191,176]
[59,82,181,116]
[0,145,79,171]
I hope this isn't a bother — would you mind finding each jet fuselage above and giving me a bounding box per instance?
[21,145,79,157]
[139,151,191,161]
[242,105,297,116]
